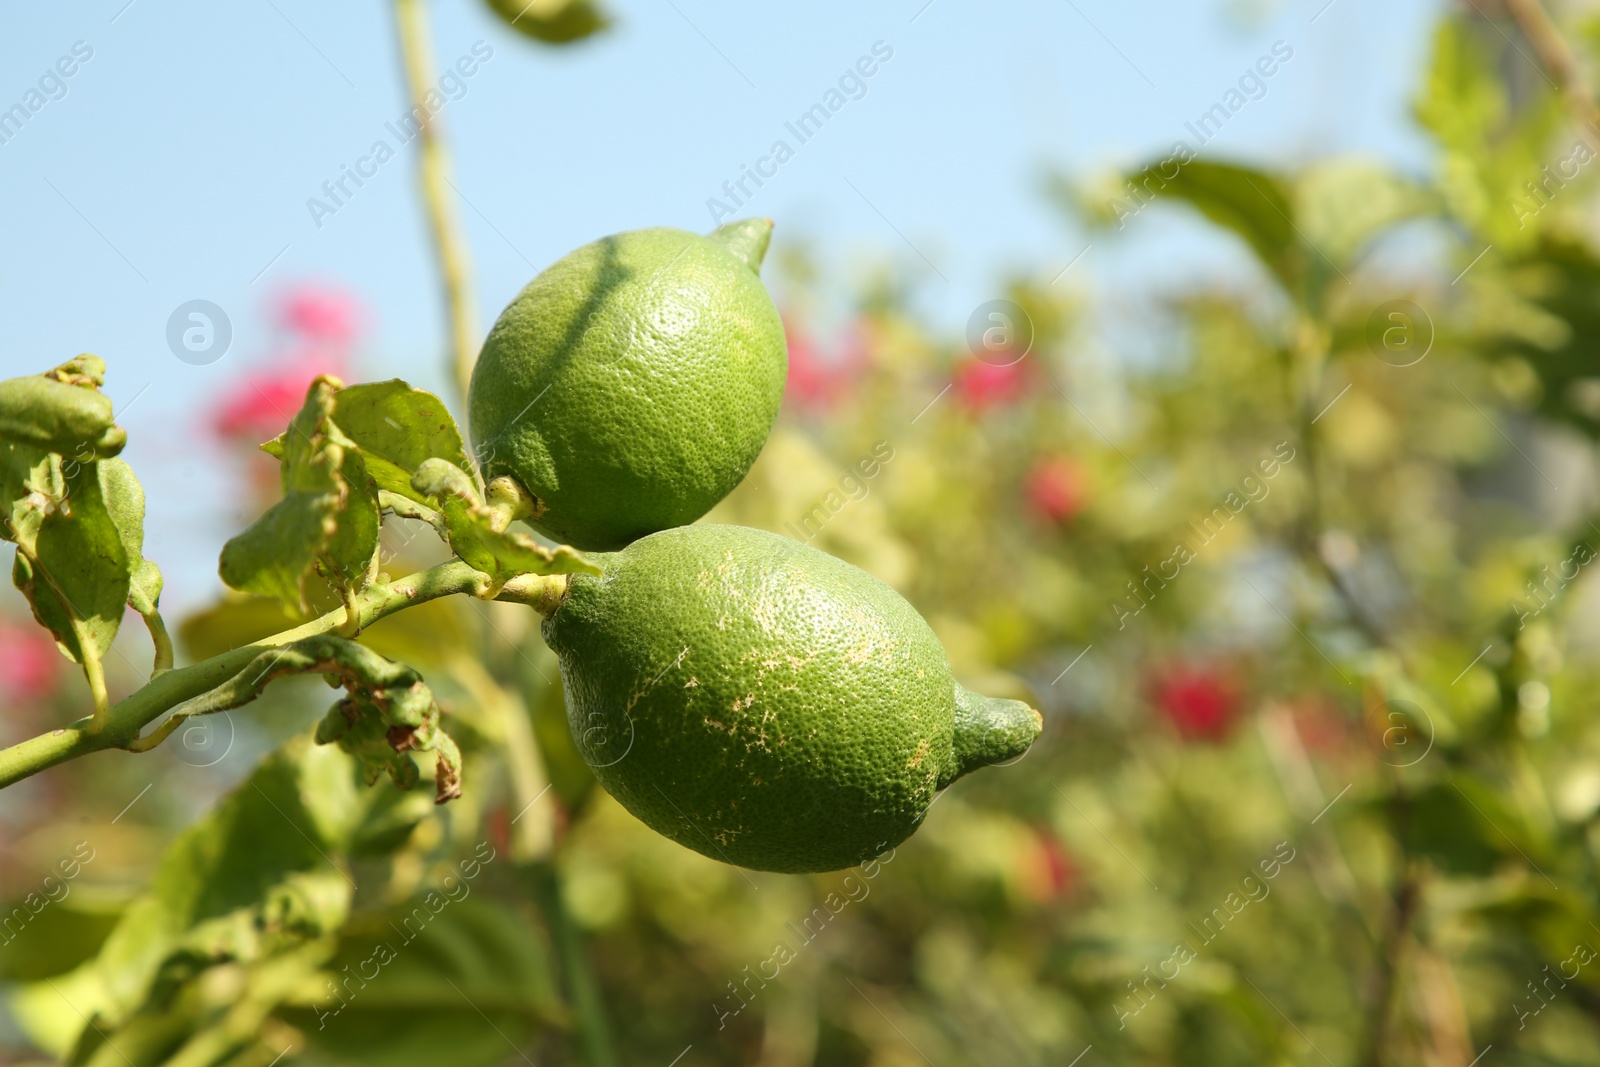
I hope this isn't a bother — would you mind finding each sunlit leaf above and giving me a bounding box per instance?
[324,379,477,503]
[0,355,125,458]
[219,379,380,612]
[1124,158,1301,295]
[411,459,598,590]
[98,457,165,617]
[13,458,130,666]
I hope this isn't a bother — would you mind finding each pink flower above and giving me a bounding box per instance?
[1151,664,1242,742]
[0,620,62,702]
[783,316,859,412]
[212,285,361,443]
[953,357,1030,411]
[213,369,334,441]
[1025,457,1087,524]
[280,285,360,344]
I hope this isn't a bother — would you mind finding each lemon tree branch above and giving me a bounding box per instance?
[0,560,568,789]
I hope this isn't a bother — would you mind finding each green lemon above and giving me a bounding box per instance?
[541,524,1042,873]
[469,219,787,551]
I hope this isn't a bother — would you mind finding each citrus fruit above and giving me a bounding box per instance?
[469,219,787,551]
[541,524,1042,873]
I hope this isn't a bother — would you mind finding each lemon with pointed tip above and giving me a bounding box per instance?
[541,524,1042,873]
[469,219,787,551]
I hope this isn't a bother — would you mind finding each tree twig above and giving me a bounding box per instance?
[1359,858,1421,1067]
[0,560,568,789]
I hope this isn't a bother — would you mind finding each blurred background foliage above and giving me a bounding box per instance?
[10,1,1600,1064]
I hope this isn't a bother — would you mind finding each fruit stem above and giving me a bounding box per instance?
[496,572,570,618]
[393,0,480,404]
[484,474,539,532]
[0,557,544,789]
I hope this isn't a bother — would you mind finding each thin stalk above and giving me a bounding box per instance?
[526,862,620,1067]
[394,0,480,403]
[1503,0,1600,145]
[1290,309,1424,1063]
[1359,859,1420,1067]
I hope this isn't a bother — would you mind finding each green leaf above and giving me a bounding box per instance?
[219,490,345,612]
[0,355,126,458]
[330,379,478,503]
[219,379,380,612]
[411,459,598,591]
[358,596,476,670]
[99,457,165,615]
[1413,15,1565,249]
[177,594,311,662]
[0,898,123,983]
[1126,158,1301,295]
[279,896,563,1067]
[13,457,131,666]
[0,439,58,548]
[1295,160,1432,274]
[67,739,400,1037]
[484,0,609,45]
[99,457,144,563]
[1496,237,1600,438]
[1397,779,1516,877]
[127,558,163,616]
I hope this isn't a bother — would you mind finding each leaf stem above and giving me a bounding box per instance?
[378,489,444,531]
[83,648,110,732]
[393,0,480,404]
[0,558,492,789]
[141,608,175,675]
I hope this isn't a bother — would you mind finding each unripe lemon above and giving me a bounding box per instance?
[542,524,1042,873]
[469,220,787,550]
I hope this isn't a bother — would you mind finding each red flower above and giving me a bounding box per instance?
[0,620,62,702]
[1152,664,1242,742]
[1025,457,1087,523]
[783,316,858,411]
[953,357,1030,410]
[213,285,361,443]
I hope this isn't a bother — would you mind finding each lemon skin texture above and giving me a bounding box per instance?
[469,220,787,551]
[541,524,1042,873]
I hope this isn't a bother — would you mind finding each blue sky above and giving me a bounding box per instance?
[0,0,1440,608]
